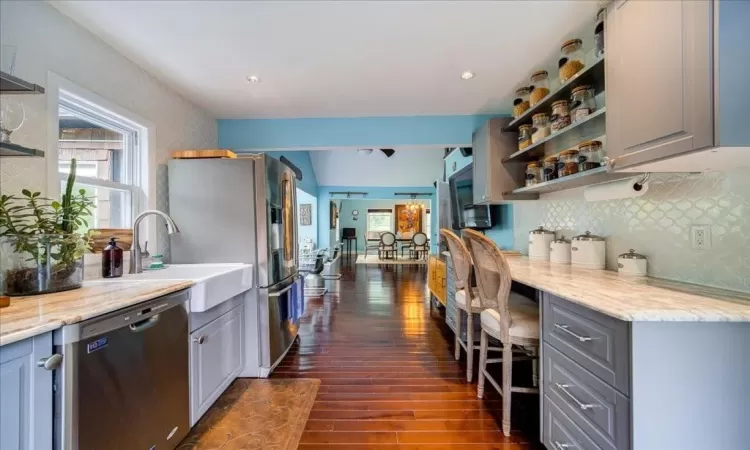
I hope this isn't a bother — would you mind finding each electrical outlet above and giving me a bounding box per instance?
[691,225,711,250]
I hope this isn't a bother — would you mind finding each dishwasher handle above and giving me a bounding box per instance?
[129,314,160,333]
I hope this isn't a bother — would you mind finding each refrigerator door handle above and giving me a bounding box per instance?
[269,283,294,297]
[282,177,295,263]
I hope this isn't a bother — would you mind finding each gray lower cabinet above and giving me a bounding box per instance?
[542,293,630,450]
[0,332,54,450]
[605,0,714,170]
[189,303,244,426]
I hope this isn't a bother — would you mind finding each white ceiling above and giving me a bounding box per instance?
[309,147,444,187]
[51,0,597,119]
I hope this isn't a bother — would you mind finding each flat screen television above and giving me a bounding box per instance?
[448,163,492,230]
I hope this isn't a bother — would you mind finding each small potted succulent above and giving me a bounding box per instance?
[0,159,96,296]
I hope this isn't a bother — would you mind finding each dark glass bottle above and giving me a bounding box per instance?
[102,237,123,278]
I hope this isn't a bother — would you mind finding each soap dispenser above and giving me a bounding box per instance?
[102,237,123,278]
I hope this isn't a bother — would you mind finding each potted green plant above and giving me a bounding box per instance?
[0,159,96,296]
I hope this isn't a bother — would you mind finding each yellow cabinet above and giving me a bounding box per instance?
[428,255,447,306]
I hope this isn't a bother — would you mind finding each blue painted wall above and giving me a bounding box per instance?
[219,115,495,150]
[317,186,436,250]
[254,151,318,195]
[717,0,750,146]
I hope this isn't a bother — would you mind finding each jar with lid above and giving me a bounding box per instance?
[513,87,531,118]
[549,236,571,264]
[595,8,605,58]
[525,161,542,186]
[550,100,571,133]
[578,140,603,171]
[558,149,579,177]
[531,113,550,143]
[518,124,533,151]
[559,38,585,82]
[529,70,550,106]
[617,249,648,276]
[543,155,559,182]
[570,85,597,123]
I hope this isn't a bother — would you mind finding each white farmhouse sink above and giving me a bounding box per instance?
[127,263,253,312]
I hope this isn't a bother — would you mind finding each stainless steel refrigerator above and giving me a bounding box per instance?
[168,154,301,375]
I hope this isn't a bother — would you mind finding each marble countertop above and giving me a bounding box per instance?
[504,257,750,322]
[0,280,193,347]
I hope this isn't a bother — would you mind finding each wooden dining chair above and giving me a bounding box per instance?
[379,232,397,259]
[462,228,539,437]
[440,228,485,382]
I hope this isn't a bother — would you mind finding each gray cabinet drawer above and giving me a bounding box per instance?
[544,344,630,450]
[544,395,614,450]
[543,294,630,395]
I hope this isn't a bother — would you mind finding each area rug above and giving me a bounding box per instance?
[355,254,428,265]
[178,378,320,450]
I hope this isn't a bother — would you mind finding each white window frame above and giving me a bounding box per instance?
[366,209,393,238]
[46,72,156,247]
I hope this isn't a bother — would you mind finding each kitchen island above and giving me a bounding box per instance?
[442,253,750,450]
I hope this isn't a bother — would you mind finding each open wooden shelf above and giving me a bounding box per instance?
[504,107,606,163]
[505,166,635,197]
[0,142,45,157]
[503,56,605,133]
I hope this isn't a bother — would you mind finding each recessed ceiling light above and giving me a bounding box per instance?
[246,76,261,84]
[461,71,475,80]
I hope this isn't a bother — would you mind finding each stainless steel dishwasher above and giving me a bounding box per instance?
[53,289,190,450]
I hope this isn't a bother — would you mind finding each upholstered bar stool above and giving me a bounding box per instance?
[440,228,486,383]
[462,228,540,437]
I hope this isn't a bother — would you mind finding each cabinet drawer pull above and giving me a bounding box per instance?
[553,441,577,449]
[554,382,601,411]
[193,335,206,344]
[554,324,593,342]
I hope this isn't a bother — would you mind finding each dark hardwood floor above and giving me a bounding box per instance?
[273,256,540,449]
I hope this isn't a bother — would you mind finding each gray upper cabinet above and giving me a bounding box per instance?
[472,118,532,204]
[0,333,54,450]
[605,0,714,170]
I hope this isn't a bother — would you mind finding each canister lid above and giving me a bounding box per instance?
[519,124,533,131]
[552,236,570,244]
[544,155,559,162]
[530,70,548,79]
[561,38,583,51]
[551,99,569,108]
[618,249,647,260]
[572,231,605,241]
[530,226,555,235]
[571,85,592,95]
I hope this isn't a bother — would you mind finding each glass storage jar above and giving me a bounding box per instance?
[559,38,585,82]
[526,162,542,186]
[595,8,605,58]
[531,113,550,144]
[570,85,597,123]
[529,70,550,106]
[518,124,533,151]
[550,100,571,133]
[578,140,603,171]
[558,149,580,177]
[513,87,531,118]
[543,155,559,182]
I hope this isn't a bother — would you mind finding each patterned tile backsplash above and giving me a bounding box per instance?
[512,168,750,293]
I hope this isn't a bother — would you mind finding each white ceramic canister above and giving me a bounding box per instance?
[549,236,571,264]
[529,226,556,260]
[571,231,606,269]
[617,249,648,276]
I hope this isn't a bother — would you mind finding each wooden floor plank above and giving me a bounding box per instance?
[271,260,538,449]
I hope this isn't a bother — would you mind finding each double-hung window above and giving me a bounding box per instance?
[57,94,143,231]
[366,209,392,240]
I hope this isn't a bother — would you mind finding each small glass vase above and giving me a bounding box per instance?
[0,234,84,296]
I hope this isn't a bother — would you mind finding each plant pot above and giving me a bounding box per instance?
[0,234,84,296]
